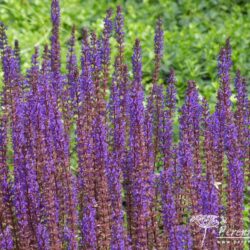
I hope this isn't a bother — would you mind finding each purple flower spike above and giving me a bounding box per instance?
[0,22,8,54]
[51,0,60,27]
[148,19,165,171]
[0,226,13,250]
[162,68,177,170]
[65,25,79,126]
[216,40,244,249]
[50,0,61,72]
[180,81,202,178]
[166,68,177,117]
[92,110,111,249]
[77,29,98,249]
[0,116,17,249]
[14,40,21,73]
[160,167,178,249]
[81,200,97,249]
[37,224,50,250]
[102,8,113,94]
[115,6,125,54]
[153,18,164,85]
[178,81,204,248]
[108,81,126,249]
[175,225,193,250]
[27,47,39,93]
[234,70,248,161]
[217,38,232,114]
[50,0,62,95]
[129,39,151,249]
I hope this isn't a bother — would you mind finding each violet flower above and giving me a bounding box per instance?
[77,30,97,249]
[50,0,61,74]
[0,226,13,250]
[14,40,21,73]
[129,39,150,249]
[152,18,164,85]
[101,8,113,94]
[64,26,78,132]
[234,70,249,162]
[108,81,126,249]
[160,167,178,249]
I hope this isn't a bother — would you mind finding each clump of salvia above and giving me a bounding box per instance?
[0,0,249,249]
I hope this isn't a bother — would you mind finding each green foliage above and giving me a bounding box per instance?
[0,0,249,105]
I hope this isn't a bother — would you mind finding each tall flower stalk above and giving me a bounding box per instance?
[0,1,249,250]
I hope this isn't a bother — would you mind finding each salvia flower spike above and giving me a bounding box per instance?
[0,1,249,250]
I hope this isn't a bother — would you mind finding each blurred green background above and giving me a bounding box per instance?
[0,0,249,104]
